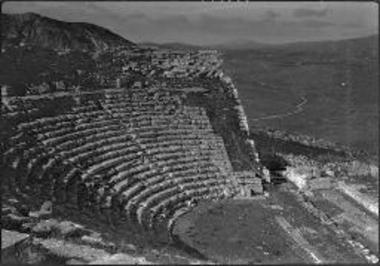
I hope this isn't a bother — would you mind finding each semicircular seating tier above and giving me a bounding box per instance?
[2,88,261,234]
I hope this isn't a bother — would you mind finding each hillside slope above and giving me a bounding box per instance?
[272,35,378,55]
[1,12,135,52]
[221,35,378,158]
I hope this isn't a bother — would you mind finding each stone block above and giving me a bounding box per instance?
[56,221,89,239]
[31,219,58,237]
[2,229,29,264]
[89,253,152,265]
[2,229,29,250]
[66,258,87,264]
[81,235,105,247]
[308,178,332,190]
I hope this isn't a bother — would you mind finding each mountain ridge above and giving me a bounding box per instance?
[140,34,378,51]
[1,12,135,52]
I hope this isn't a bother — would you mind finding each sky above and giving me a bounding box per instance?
[3,1,379,45]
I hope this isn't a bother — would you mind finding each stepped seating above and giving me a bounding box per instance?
[71,104,101,113]
[27,146,139,196]
[112,160,217,203]
[36,117,122,139]
[3,87,262,236]
[232,171,261,182]
[62,138,135,164]
[10,130,134,174]
[164,183,238,233]
[131,172,223,221]
[123,167,219,216]
[59,135,134,158]
[17,110,106,131]
[20,123,226,197]
[42,124,123,147]
[146,181,234,229]
[139,135,218,148]
[1,106,40,117]
[102,99,176,109]
[137,128,213,139]
[80,149,141,180]
[56,130,130,151]
[110,154,214,185]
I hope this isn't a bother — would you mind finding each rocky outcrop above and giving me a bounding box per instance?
[217,68,270,179]
[89,253,153,264]
[218,74,250,135]
[1,230,30,264]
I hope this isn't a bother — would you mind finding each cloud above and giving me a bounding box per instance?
[3,1,376,45]
[128,12,149,20]
[302,19,334,28]
[293,8,330,18]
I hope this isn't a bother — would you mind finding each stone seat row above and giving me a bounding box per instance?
[139,134,217,145]
[116,167,221,216]
[107,110,211,127]
[10,126,221,170]
[41,124,123,146]
[60,135,218,170]
[101,97,179,108]
[102,90,154,98]
[142,180,238,229]
[31,112,181,139]
[16,150,222,217]
[4,101,244,234]
[17,109,108,130]
[15,136,223,201]
[75,135,221,173]
[35,117,125,140]
[130,171,227,215]
[53,161,228,230]
[71,104,101,113]
[101,98,180,108]
[1,107,40,118]
[108,158,214,194]
[125,171,219,216]
[164,183,239,232]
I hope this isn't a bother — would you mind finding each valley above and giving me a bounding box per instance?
[222,36,379,159]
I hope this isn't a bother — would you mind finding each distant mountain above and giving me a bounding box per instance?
[211,35,379,52]
[139,40,276,51]
[139,42,203,51]
[1,12,135,52]
[265,35,378,54]
[212,39,275,50]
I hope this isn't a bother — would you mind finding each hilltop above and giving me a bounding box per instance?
[1,12,135,52]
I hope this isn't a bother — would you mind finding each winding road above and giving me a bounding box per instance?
[245,78,308,122]
[250,95,308,122]
[224,59,308,123]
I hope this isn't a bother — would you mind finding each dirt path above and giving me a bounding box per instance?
[4,88,123,101]
[233,75,308,122]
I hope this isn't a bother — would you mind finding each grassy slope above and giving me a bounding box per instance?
[221,37,379,158]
